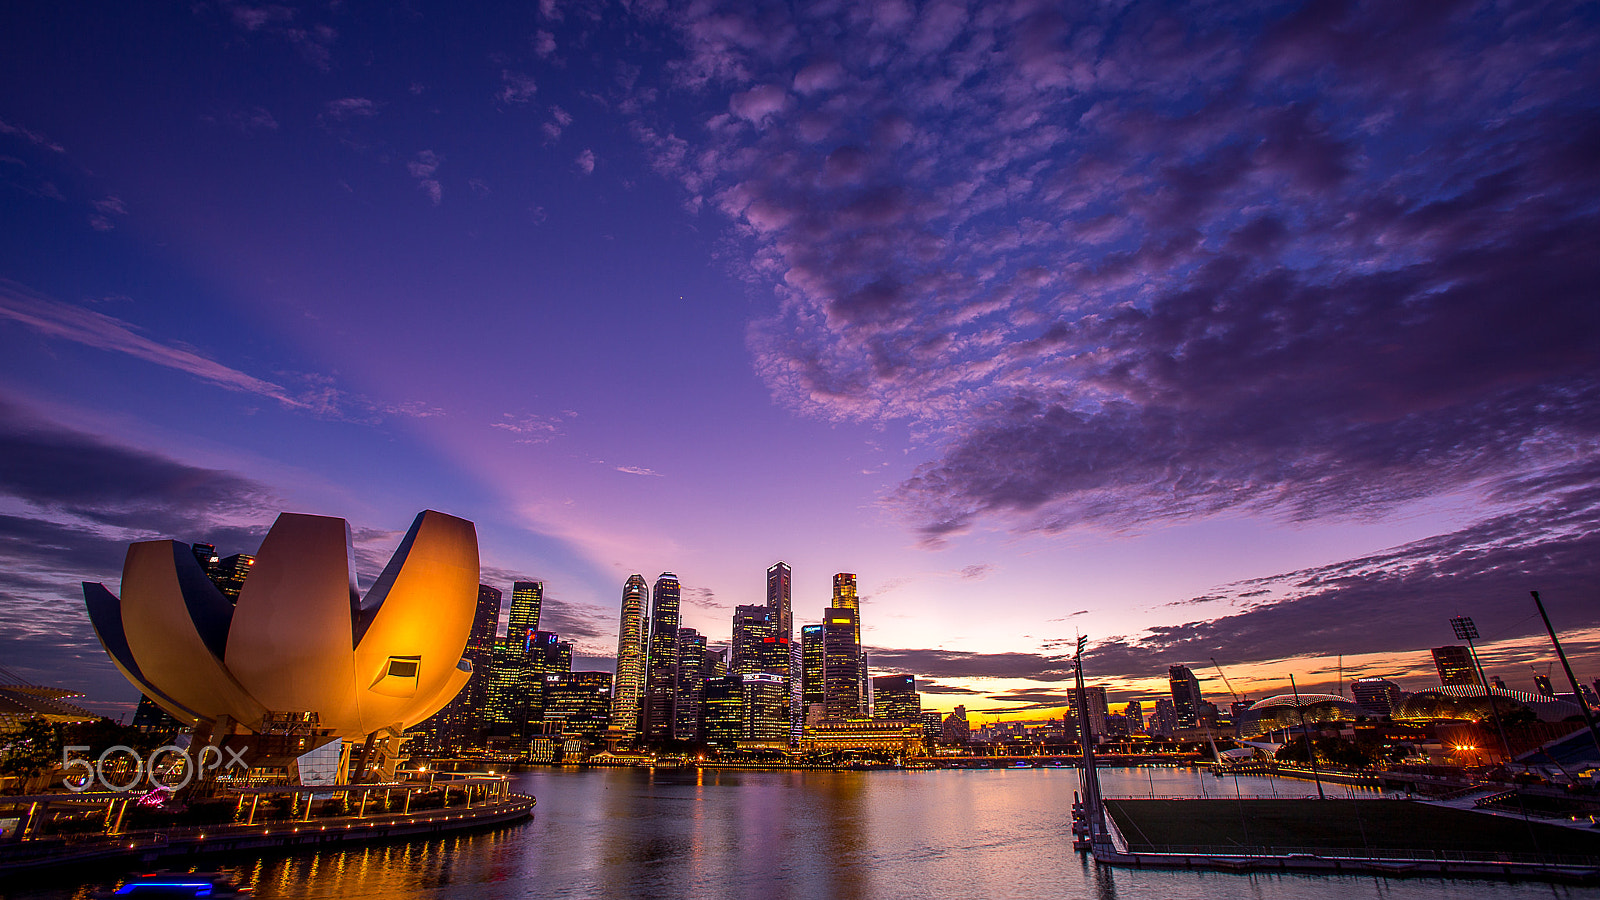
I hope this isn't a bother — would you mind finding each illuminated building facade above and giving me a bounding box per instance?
[822,607,863,719]
[675,627,708,741]
[642,572,680,742]
[871,674,919,721]
[611,574,648,739]
[1169,665,1203,728]
[509,581,543,644]
[84,510,479,783]
[212,553,254,603]
[731,604,773,674]
[801,623,825,717]
[1432,645,1480,687]
[1351,676,1402,716]
[545,671,613,737]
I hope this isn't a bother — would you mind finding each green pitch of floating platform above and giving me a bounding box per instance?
[1104,798,1600,860]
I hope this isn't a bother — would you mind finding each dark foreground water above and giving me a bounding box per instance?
[6,767,1595,900]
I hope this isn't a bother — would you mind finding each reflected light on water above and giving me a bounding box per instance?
[3,768,1590,900]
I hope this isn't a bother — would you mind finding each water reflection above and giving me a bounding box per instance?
[1,767,1590,900]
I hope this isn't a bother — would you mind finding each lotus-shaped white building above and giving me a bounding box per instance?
[84,510,479,747]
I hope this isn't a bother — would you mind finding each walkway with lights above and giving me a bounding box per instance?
[0,778,533,877]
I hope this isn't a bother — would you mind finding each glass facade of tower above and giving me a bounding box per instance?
[611,574,648,739]
[766,561,792,639]
[801,624,825,712]
[1431,645,1480,687]
[545,671,614,737]
[823,607,863,719]
[871,674,919,721]
[731,604,773,675]
[675,627,708,741]
[509,580,543,641]
[1168,665,1202,729]
[643,572,681,742]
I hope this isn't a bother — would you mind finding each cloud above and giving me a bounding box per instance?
[614,465,662,477]
[491,410,575,444]
[0,117,66,153]
[322,97,377,121]
[575,148,595,174]
[0,405,278,707]
[534,30,557,59]
[498,70,538,105]
[408,150,443,204]
[543,105,573,141]
[634,0,1600,551]
[0,281,299,404]
[221,1,337,69]
[958,563,994,580]
[865,646,1073,682]
[1084,468,1600,680]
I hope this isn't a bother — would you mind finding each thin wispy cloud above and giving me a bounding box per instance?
[492,410,576,444]
[614,465,662,477]
[0,281,299,404]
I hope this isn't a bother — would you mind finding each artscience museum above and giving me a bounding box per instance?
[84,510,480,784]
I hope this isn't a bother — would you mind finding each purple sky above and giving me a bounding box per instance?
[2,0,1597,721]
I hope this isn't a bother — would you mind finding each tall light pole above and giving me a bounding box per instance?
[1530,592,1600,759]
[1450,616,1514,767]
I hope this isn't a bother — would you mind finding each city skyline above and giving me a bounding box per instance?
[1,2,1598,722]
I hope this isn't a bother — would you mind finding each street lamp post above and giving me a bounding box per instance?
[1450,616,1515,768]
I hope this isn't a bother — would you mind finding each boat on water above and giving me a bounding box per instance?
[96,871,250,899]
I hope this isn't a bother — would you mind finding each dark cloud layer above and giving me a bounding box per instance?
[629,0,1600,542]
[868,646,1071,682]
[0,401,275,707]
[1085,465,1600,681]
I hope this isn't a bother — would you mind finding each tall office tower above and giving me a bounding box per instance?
[544,671,614,737]
[190,542,218,577]
[941,705,970,744]
[675,628,708,741]
[703,675,744,748]
[611,575,648,739]
[708,647,728,679]
[523,630,569,727]
[212,554,254,603]
[801,624,825,714]
[921,710,944,744]
[1491,675,1507,690]
[131,694,180,733]
[1350,676,1402,716]
[1066,686,1109,738]
[872,674,920,720]
[731,604,774,674]
[822,607,864,719]
[1431,645,1480,686]
[509,581,544,643]
[424,583,503,750]
[766,562,793,639]
[1534,673,1556,697]
[1153,698,1176,735]
[643,572,681,742]
[1123,700,1144,733]
[742,673,791,745]
[1168,665,1203,729]
[831,573,869,713]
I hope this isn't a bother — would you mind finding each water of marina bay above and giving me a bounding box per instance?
[7,767,1594,900]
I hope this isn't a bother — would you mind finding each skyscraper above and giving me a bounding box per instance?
[823,606,863,719]
[675,627,708,742]
[1169,665,1202,729]
[611,574,648,740]
[1350,676,1402,716]
[766,561,792,640]
[1431,645,1479,686]
[731,604,774,675]
[509,581,543,642]
[871,674,919,721]
[801,623,825,718]
[423,583,503,750]
[833,573,869,713]
[643,572,681,742]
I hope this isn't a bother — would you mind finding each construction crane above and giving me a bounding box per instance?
[1210,658,1243,704]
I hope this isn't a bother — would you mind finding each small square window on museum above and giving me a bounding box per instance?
[387,657,420,678]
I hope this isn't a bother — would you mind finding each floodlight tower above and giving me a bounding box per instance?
[1450,616,1514,765]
